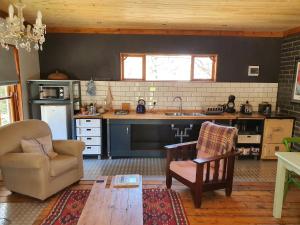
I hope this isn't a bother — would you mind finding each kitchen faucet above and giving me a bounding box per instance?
[173,96,183,115]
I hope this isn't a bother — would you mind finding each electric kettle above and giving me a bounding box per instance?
[240,100,253,115]
[136,99,146,114]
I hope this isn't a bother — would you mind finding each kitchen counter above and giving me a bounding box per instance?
[74,111,294,120]
[101,111,265,120]
[265,113,295,119]
[73,114,103,119]
[73,111,294,159]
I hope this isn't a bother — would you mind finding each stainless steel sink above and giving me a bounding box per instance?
[182,112,206,116]
[164,112,205,116]
[164,112,183,116]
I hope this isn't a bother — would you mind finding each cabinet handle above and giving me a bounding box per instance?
[126,127,129,134]
[87,147,91,149]
[86,129,91,131]
[87,138,92,140]
[86,120,91,122]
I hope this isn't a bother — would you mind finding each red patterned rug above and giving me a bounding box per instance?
[143,189,189,225]
[37,188,189,225]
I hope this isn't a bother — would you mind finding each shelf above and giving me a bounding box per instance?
[238,131,261,135]
[237,143,261,145]
[29,98,80,104]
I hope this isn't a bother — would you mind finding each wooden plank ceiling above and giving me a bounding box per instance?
[1,0,300,36]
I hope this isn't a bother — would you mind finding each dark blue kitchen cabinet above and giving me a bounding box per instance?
[110,124,131,157]
[108,119,205,158]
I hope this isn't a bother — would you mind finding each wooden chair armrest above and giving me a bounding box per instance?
[193,151,239,165]
[165,141,197,169]
[164,141,197,150]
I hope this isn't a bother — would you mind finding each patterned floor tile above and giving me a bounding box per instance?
[0,158,277,225]
[0,203,47,225]
[83,158,277,182]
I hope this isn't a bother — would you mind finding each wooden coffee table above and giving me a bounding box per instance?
[77,175,143,225]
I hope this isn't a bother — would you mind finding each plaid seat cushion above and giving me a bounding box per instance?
[196,121,237,158]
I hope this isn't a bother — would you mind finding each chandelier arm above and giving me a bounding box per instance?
[0,2,46,52]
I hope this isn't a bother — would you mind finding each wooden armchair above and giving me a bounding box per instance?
[165,121,238,208]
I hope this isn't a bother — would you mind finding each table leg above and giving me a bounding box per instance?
[273,159,287,218]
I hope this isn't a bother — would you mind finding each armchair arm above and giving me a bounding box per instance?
[193,151,239,165]
[164,141,197,150]
[164,141,198,170]
[53,140,85,157]
[0,153,49,169]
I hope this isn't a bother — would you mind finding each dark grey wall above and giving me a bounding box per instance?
[39,34,281,82]
[277,34,300,135]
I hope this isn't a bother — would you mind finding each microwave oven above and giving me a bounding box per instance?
[39,85,70,100]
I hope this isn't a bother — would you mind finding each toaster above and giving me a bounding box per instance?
[258,102,272,115]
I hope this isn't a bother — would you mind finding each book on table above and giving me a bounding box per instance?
[113,174,140,188]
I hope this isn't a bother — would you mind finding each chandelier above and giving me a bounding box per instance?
[0,2,46,52]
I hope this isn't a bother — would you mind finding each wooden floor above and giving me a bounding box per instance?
[1,178,300,225]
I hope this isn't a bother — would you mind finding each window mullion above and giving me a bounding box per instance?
[143,54,146,81]
[191,55,195,81]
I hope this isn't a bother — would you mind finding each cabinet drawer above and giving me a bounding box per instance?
[261,144,286,159]
[264,119,293,143]
[77,136,101,145]
[238,135,261,144]
[76,128,101,136]
[76,119,101,128]
[83,145,101,155]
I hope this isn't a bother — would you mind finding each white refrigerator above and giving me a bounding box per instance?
[41,105,71,140]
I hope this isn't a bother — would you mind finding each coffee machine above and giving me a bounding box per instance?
[225,95,236,113]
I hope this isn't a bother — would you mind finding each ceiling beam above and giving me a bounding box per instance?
[47,27,284,38]
[284,26,300,37]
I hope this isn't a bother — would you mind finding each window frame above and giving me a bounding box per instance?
[0,85,18,126]
[0,46,23,126]
[120,53,217,82]
[120,53,146,81]
[191,54,218,81]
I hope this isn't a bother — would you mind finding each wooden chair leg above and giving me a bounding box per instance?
[225,156,235,196]
[225,185,233,196]
[194,188,202,208]
[166,172,172,189]
[194,163,204,208]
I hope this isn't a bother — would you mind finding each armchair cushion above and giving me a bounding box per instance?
[21,135,58,159]
[50,155,78,177]
[170,160,223,183]
[0,153,49,169]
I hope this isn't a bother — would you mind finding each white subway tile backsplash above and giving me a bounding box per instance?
[81,81,278,111]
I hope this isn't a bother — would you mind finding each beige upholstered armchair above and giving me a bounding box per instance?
[0,119,84,200]
[165,121,238,208]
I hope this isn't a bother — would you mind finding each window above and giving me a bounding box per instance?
[121,53,217,81]
[121,54,145,80]
[192,55,216,80]
[0,85,20,126]
[0,86,13,126]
